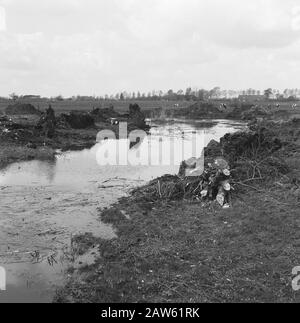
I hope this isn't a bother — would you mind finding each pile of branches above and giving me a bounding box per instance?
[131,158,232,207]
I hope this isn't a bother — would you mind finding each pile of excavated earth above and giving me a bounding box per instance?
[0,103,150,151]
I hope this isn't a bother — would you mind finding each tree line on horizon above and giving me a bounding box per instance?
[4,87,300,102]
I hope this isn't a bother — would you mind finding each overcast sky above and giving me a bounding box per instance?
[0,0,300,97]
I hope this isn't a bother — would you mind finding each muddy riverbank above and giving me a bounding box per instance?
[0,125,103,170]
[0,104,150,170]
[55,118,300,303]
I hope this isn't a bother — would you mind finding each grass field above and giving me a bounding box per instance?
[0,98,192,115]
[1,98,300,121]
[57,188,299,303]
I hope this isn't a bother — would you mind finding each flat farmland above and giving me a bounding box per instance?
[1,98,299,120]
[0,99,193,115]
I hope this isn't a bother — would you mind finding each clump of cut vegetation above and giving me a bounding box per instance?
[130,160,232,207]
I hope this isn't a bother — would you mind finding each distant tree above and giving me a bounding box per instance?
[185,87,192,100]
[246,88,255,95]
[197,89,208,101]
[55,95,64,101]
[209,87,221,99]
[264,88,273,99]
[166,89,177,101]
[283,89,291,98]
[120,93,125,100]
[9,92,18,101]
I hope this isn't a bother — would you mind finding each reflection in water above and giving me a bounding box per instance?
[0,119,246,303]
[40,160,57,183]
[0,159,57,186]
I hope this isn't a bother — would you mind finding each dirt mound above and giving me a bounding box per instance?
[209,120,291,181]
[90,106,120,122]
[241,105,270,120]
[173,102,224,119]
[59,112,95,129]
[220,130,282,164]
[226,104,252,119]
[90,104,149,130]
[5,103,41,116]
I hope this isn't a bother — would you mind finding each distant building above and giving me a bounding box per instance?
[238,95,265,103]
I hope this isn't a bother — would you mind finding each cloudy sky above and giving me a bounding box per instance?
[0,0,300,96]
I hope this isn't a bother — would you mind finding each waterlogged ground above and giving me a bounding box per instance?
[0,119,245,303]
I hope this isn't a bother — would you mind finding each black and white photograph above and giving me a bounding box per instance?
[0,0,299,307]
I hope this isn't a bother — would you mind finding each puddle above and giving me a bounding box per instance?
[0,119,246,303]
